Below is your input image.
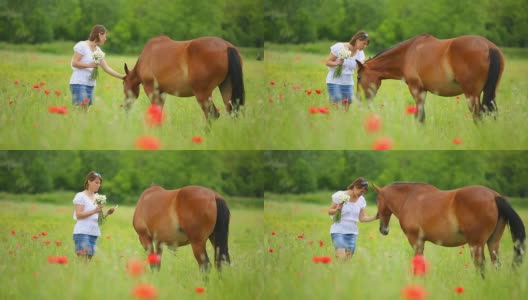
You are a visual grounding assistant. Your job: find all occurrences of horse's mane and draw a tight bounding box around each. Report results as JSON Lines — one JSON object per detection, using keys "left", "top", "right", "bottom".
{"left": 366, "top": 33, "right": 432, "bottom": 62}
{"left": 389, "top": 181, "right": 432, "bottom": 186}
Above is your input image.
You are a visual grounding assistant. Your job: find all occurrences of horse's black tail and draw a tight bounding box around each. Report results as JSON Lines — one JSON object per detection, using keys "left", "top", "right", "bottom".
{"left": 212, "top": 194, "right": 230, "bottom": 269}
{"left": 227, "top": 47, "right": 245, "bottom": 112}
{"left": 495, "top": 196, "right": 526, "bottom": 267}
{"left": 482, "top": 48, "right": 501, "bottom": 112}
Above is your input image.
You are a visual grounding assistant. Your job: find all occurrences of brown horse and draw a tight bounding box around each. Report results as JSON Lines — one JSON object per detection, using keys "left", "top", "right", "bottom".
{"left": 123, "top": 36, "right": 245, "bottom": 119}
{"left": 356, "top": 34, "right": 504, "bottom": 122}
{"left": 132, "top": 185, "right": 230, "bottom": 272}
{"left": 373, "top": 182, "right": 525, "bottom": 276}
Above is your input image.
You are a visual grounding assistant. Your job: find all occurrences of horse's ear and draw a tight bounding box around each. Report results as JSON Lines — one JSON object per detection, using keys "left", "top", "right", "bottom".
{"left": 124, "top": 63, "right": 129, "bottom": 75}
{"left": 356, "top": 60, "right": 364, "bottom": 69}
{"left": 372, "top": 183, "right": 381, "bottom": 193}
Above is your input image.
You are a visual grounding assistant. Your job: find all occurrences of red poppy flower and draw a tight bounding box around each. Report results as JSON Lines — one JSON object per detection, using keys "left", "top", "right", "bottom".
{"left": 33, "top": 84, "right": 40, "bottom": 89}
{"left": 318, "top": 106, "right": 329, "bottom": 114}
{"left": 48, "top": 106, "right": 68, "bottom": 114}
{"left": 195, "top": 287, "right": 205, "bottom": 294}
{"left": 14, "top": 80, "right": 19, "bottom": 85}
{"left": 83, "top": 248, "right": 90, "bottom": 253}
{"left": 135, "top": 136, "right": 161, "bottom": 150}
{"left": 268, "top": 247, "right": 274, "bottom": 253}
{"left": 9, "top": 99, "right": 14, "bottom": 105}
{"left": 32, "top": 235, "right": 39, "bottom": 239}
{"left": 268, "top": 98, "right": 274, "bottom": 103}
{"left": 319, "top": 240, "right": 324, "bottom": 247}
{"left": 371, "top": 137, "right": 393, "bottom": 150}
{"left": 132, "top": 283, "right": 158, "bottom": 299}
{"left": 278, "top": 94, "right": 284, "bottom": 99}
{"left": 44, "top": 89, "right": 51, "bottom": 96}
{"left": 41, "top": 231, "right": 47, "bottom": 236}
{"left": 305, "top": 89, "right": 312, "bottom": 95}
{"left": 55, "top": 240, "right": 62, "bottom": 246}
{"left": 343, "top": 98, "right": 349, "bottom": 103}
{"left": 11, "top": 230, "right": 15, "bottom": 235}
{"left": 271, "top": 231, "right": 276, "bottom": 235}
{"left": 54, "top": 90, "right": 61, "bottom": 96}
{"left": 315, "top": 89, "right": 322, "bottom": 94}
{"left": 312, "top": 256, "right": 331, "bottom": 264}
{"left": 269, "top": 81, "right": 275, "bottom": 86}
{"left": 9, "top": 249, "right": 14, "bottom": 255}
{"left": 454, "top": 286, "right": 464, "bottom": 294}
{"left": 127, "top": 259, "right": 145, "bottom": 277}
{"left": 364, "top": 114, "right": 382, "bottom": 133}
{"left": 44, "top": 240, "right": 51, "bottom": 246}
{"left": 147, "top": 253, "right": 161, "bottom": 265}
{"left": 411, "top": 255, "right": 428, "bottom": 276}
{"left": 452, "top": 138, "right": 462, "bottom": 145}
{"left": 145, "top": 104, "right": 164, "bottom": 126}
{"left": 405, "top": 105, "right": 418, "bottom": 114}
{"left": 401, "top": 285, "right": 427, "bottom": 300}
{"left": 191, "top": 136, "right": 203, "bottom": 144}
{"left": 297, "top": 234, "right": 304, "bottom": 239}
{"left": 76, "top": 250, "right": 82, "bottom": 255}
{"left": 39, "top": 82, "right": 46, "bottom": 87}
{"left": 309, "top": 107, "right": 318, "bottom": 114}
{"left": 48, "top": 256, "right": 68, "bottom": 264}
{"left": 81, "top": 98, "right": 90, "bottom": 105}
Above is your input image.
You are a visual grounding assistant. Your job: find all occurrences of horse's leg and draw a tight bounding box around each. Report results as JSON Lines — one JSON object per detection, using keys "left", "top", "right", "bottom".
{"left": 487, "top": 219, "right": 507, "bottom": 268}
{"left": 191, "top": 240, "right": 211, "bottom": 272}
{"left": 464, "top": 94, "right": 482, "bottom": 122}
{"left": 195, "top": 92, "right": 219, "bottom": 120}
{"left": 143, "top": 79, "right": 164, "bottom": 107}
{"left": 406, "top": 82, "right": 427, "bottom": 122}
{"left": 404, "top": 228, "right": 425, "bottom": 254}
{"left": 469, "top": 242, "right": 486, "bottom": 278}
{"left": 219, "top": 80, "right": 233, "bottom": 114}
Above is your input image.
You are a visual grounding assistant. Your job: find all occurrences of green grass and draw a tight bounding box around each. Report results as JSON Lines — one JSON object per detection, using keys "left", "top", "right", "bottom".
{"left": 2, "top": 44, "right": 527, "bottom": 149}
{"left": 264, "top": 200, "right": 528, "bottom": 300}
{"left": 1, "top": 199, "right": 264, "bottom": 300}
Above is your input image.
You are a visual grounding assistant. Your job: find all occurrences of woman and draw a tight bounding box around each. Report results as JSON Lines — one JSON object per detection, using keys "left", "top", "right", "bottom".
{"left": 328, "top": 177, "right": 377, "bottom": 260}
{"left": 69, "top": 25, "right": 125, "bottom": 108}
{"left": 73, "top": 171, "right": 115, "bottom": 260}
{"left": 325, "top": 31, "right": 369, "bottom": 110}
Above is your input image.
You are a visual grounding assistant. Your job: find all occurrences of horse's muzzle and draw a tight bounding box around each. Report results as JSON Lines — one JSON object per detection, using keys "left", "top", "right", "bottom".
{"left": 379, "top": 225, "right": 389, "bottom": 235}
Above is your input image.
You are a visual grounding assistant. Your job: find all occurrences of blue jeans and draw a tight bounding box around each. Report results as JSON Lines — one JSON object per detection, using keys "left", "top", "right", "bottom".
{"left": 70, "top": 84, "right": 94, "bottom": 105}
{"left": 327, "top": 83, "right": 353, "bottom": 103}
{"left": 331, "top": 233, "right": 358, "bottom": 253}
{"left": 73, "top": 234, "right": 98, "bottom": 255}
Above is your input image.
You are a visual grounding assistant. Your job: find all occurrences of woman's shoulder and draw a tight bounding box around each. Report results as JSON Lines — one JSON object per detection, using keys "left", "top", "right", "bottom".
{"left": 73, "top": 41, "right": 89, "bottom": 52}
{"left": 330, "top": 42, "right": 345, "bottom": 51}
{"left": 73, "top": 191, "right": 88, "bottom": 202}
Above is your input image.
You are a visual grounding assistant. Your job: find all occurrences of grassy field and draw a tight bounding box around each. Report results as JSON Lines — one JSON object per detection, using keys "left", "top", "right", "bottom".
{"left": 0, "top": 199, "right": 264, "bottom": 300}
{"left": 1, "top": 44, "right": 527, "bottom": 149}
{"left": 264, "top": 199, "right": 528, "bottom": 300}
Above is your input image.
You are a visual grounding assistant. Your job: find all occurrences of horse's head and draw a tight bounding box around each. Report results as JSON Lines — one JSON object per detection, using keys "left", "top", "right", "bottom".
{"left": 123, "top": 63, "right": 140, "bottom": 106}
{"left": 356, "top": 60, "right": 382, "bottom": 102}
{"left": 373, "top": 183, "right": 391, "bottom": 235}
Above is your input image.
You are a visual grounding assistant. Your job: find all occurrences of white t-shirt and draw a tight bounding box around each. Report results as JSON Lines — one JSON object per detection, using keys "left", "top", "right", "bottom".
{"left": 69, "top": 41, "right": 101, "bottom": 86}
{"left": 326, "top": 42, "right": 366, "bottom": 85}
{"left": 72, "top": 191, "right": 101, "bottom": 236}
{"left": 329, "top": 191, "right": 367, "bottom": 234}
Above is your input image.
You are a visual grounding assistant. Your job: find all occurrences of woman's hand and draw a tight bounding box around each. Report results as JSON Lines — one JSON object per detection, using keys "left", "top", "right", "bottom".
{"left": 107, "top": 207, "right": 115, "bottom": 215}
{"left": 94, "top": 205, "right": 103, "bottom": 213}
{"left": 336, "top": 203, "right": 343, "bottom": 210}
{"left": 335, "top": 58, "right": 344, "bottom": 66}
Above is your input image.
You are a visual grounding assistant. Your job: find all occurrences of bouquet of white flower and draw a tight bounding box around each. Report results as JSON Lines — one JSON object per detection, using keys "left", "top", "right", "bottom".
{"left": 94, "top": 193, "right": 107, "bottom": 225}
{"left": 89, "top": 49, "right": 105, "bottom": 81}
{"left": 333, "top": 191, "right": 350, "bottom": 223}
{"left": 332, "top": 48, "right": 352, "bottom": 79}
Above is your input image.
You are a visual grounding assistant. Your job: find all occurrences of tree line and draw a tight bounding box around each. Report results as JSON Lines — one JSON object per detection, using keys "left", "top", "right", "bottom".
{"left": 0, "top": 151, "right": 265, "bottom": 203}
{"left": 2, "top": 151, "right": 526, "bottom": 204}
{"left": 0, "top": 0, "right": 264, "bottom": 53}
{"left": 265, "top": 0, "right": 528, "bottom": 50}
{"left": 263, "top": 151, "right": 528, "bottom": 197}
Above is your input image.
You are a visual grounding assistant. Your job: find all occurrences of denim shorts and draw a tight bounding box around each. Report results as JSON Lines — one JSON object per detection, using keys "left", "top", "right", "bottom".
{"left": 331, "top": 233, "right": 357, "bottom": 253}
{"left": 70, "top": 84, "right": 95, "bottom": 105}
{"left": 73, "top": 234, "right": 98, "bottom": 255}
{"left": 327, "top": 83, "right": 353, "bottom": 103}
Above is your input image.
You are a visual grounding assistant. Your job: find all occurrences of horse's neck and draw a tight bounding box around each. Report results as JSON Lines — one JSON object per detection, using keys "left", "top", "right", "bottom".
{"left": 369, "top": 52, "right": 405, "bottom": 80}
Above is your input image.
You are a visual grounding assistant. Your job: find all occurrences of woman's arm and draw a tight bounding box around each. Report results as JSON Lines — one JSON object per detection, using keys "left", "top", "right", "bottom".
{"left": 99, "top": 59, "right": 125, "bottom": 79}
{"left": 74, "top": 204, "right": 100, "bottom": 219}
{"left": 358, "top": 208, "right": 378, "bottom": 222}
{"left": 325, "top": 53, "right": 342, "bottom": 67}
{"left": 71, "top": 52, "right": 97, "bottom": 69}
{"left": 328, "top": 202, "right": 343, "bottom": 216}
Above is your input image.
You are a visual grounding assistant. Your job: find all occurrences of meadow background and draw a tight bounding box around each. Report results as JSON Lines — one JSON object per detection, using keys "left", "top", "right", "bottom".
{"left": 0, "top": 198, "right": 264, "bottom": 300}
